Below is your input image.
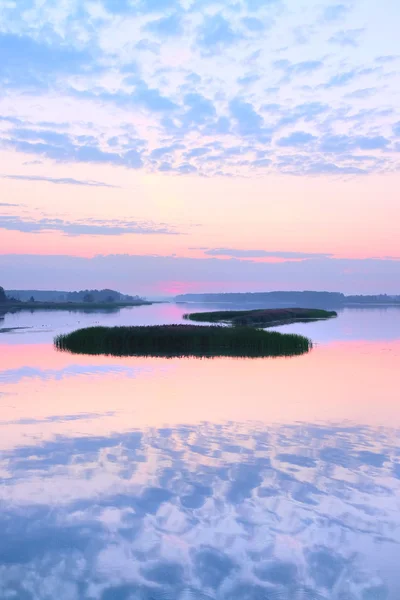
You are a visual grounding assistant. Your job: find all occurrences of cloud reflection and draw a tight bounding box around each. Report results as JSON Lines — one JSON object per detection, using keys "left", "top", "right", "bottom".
{"left": 0, "top": 364, "right": 146, "bottom": 385}
{"left": 0, "top": 422, "right": 398, "bottom": 598}
{"left": 3, "top": 412, "right": 116, "bottom": 426}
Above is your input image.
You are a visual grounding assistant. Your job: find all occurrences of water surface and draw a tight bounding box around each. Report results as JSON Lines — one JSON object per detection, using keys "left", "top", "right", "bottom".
{"left": 1, "top": 304, "right": 400, "bottom": 599}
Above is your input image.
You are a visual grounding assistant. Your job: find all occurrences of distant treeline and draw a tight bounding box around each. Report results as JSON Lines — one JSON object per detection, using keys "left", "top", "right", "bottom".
{"left": 1, "top": 288, "right": 144, "bottom": 304}
{"left": 176, "top": 291, "right": 400, "bottom": 307}
{"left": 345, "top": 294, "right": 400, "bottom": 304}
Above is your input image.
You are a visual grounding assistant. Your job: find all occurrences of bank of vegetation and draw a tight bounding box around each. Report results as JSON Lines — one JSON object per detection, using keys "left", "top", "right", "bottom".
{"left": 2, "top": 300, "right": 151, "bottom": 311}
{"left": 184, "top": 308, "right": 337, "bottom": 327}
{"left": 54, "top": 324, "right": 312, "bottom": 358}
{"left": 0, "top": 286, "right": 151, "bottom": 312}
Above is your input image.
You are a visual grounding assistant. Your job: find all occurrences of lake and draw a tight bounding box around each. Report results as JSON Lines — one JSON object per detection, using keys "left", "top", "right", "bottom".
{"left": 1, "top": 304, "right": 400, "bottom": 599}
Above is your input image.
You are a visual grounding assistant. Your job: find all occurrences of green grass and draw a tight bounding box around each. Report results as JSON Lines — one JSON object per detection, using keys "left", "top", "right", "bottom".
{"left": 184, "top": 307, "right": 337, "bottom": 327}
{"left": 54, "top": 324, "right": 312, "bottom": 358}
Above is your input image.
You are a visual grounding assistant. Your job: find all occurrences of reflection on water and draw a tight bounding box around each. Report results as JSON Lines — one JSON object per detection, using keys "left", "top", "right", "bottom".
{"left": 1, "top": 303, "right": 400, "bottom": 344}
{"left": 0, "top": 364, "right": 146, "bottom": 385}
{"left": 1, "top": 305, "right": 400, "bottom": 598}
{"left": 1, "top": 421, "right": 399, "bottom": 599}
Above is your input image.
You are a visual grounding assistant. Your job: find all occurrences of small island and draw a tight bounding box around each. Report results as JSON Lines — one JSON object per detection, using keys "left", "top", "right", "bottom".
{"left": 54, "top": 308, "right": 338, "bottom": 358}
{"left": 184, "top": 307, "right": 337, "bottom": 327}
{"left": 54, "top": 324, "right": 312, "bottom": 358}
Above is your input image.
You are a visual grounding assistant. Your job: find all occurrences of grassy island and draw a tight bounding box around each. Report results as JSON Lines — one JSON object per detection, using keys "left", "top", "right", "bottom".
{"left": 184, "top": 307, "right": 337, "bottom": 327}
{"left": 54, "top": 324, "right": 312, "bottom": 358}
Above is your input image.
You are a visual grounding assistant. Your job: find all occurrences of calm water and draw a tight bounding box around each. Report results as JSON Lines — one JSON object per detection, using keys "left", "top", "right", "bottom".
{"left": 1, "top": 304, "right": 400, "bottom": 599}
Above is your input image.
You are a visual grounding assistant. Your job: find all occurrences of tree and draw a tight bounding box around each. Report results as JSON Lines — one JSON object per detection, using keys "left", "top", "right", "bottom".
{"left": 0, "top": 286, "right": 7, "bottom": 303}
{"left": 30, "top": 296, "right": 35, "bottom": 303}
{"left": 83, "top": 293, "right": 94, "bottom": 303}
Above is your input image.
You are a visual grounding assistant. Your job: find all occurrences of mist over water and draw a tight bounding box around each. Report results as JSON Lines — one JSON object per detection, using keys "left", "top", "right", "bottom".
{"left": 1, "top": 304, "right": 400, "bottom": 599}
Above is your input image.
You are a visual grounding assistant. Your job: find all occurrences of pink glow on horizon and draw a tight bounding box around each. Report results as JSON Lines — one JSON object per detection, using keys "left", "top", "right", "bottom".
{"left": 1, "top": 172, "right": 400, "bottom": 266}
{"left": 1, "top": 227, "right": 400, "bottom": 263}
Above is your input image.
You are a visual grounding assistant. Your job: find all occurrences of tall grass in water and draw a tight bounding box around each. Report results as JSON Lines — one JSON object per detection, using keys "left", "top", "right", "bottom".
{"left": 54, "top": 325, "right": 312, "bottom": 358}
{"left": 184, "top": 307, "right": 337, "bottom": 327}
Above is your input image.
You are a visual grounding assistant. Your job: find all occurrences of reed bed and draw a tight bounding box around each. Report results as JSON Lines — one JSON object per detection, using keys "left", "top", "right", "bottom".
{"left": 54, "top": 324, "right": 312, "bottom": 358}
{"left": 184, "top": 307, "right": 337, "bottom": 327}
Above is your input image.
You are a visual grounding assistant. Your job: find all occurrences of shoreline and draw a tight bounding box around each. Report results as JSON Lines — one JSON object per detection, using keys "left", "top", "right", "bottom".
{"left": 0, "top": 301, "right": 153, "bottom": 312}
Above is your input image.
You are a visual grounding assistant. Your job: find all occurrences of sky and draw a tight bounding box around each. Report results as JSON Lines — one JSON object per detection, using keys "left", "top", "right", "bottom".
{"left": 0, "top": 0, "right": 399, "bottom": 295}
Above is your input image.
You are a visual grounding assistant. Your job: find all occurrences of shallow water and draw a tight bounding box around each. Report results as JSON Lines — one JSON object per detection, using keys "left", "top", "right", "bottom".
{"left": 1, "top": 304, "right": 400, "bottom": 599}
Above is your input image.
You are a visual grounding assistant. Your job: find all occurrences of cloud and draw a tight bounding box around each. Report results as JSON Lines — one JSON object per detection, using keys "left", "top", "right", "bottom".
{"left": 287, "top": 104, "right": 328, "bottom": 126}
{"left": 3, "top": 136, "right": 117, "bottom": 166}
{"left": 9, "top": 128, "right": 72, "bottom": 146}
{"left": 130, "top": 81, "right": 178, "bottom": 112}
{"left": 321, "top": 4, "right": 349, "bottom": 22}
{"left": 178, "top": 163, "right": 197, "bottom": 174}
{"left": 0, "top": 33, "right": 93, "bottom": 89}
{"left": 292, "top": 25, "right": 316, "bottom": 45}
{"left": 183, "top": 93, "right": 216, "bottom": 125}
{"left": 393, "top": 122, "right": 400, "bottom": 137}
{"left": 150, "top": 143, "right": 185, "bottom": 160}
{"left": 261, "top": 103, "right": 281, "bottom": 113}
{"left": 1, "top": 128, "right": 145, "bottom": 170}
{"left": 0, "top": 216, "right": 179, "bottom": 236}
{"left": 324, "top": 70, "right": 358, "bottom": 87}
{"left": 245, "top": 0, "right": 281, "bottom": 10}
{"left": 0, "top": 365, "right": 138, "bottom": 385}
{"left": 0, "top": 115, "right": 24, "bottom": 125}
{"left": 237, "top": 73, "right": 260, "bottom": 86}
{"left": 139, "top": 0, "right": 180, "bottom": 12}
{"left": 71, "top": 83, "right": 177, "bottom": 114}
{"left": 197, "top": 14, "right": 241, "bottom": 51}
{"left": 251, "top": 157, "right": 271, "bottom": 168}
{"left": 102, "top": 0, "right": 180, "bottom": 13}
{"left": 301, "top": 161, "right": 366, "bottom": 176}
{"left": 145, "top": 13, "right": 183, "bottom": 37}
{"left": 375, "top": 55, "right": 398, "bottom": 64}
{"left": 275, "top": 153, "right": 369, "bottom": 176}
{"left": 1, "top": 175, "right": 119, "bottom": 188}
{"left": 319, "top": 134, "right": 389, "bottom": 153}
{"left": 355, "top": 136, "right": 389, "bottom": 150}
{"left": 124, "top": 149, "right": 144, "bottom": 168}
{"left": 202, "top": 116, "right": 231, "bottom": 136}
{"left": 329, "top": 29, "right": 364, "bottom": 48}
{"left": 277, "top": 131, "right": 316, "bottom": 147}
{"left": 229, "top": 98, "right": 265, "bottom": 136}
{"left": 0, "top": 202, "right": 21, "bottom": 207}
{"left": 135, "top": 39, "right": 160, "bottom": 53}
{"left": 102, "top": 0, "right": 134, "bottom": 14}
{"left": 184, "top": 147, "right": 210, "bottom": 159}
{"left": 158, "top": 161, "right": 173, "bottom": 171}
{"left": 203, "top": 248, "right": 333, "bottom": 259}
{"left": 241, "top": 17, "right": 265, "bottom": 32}
{"left": 274, "top": 59, "right": 323, "bottom": 80}
{"left": 2, "top": 113, "right": 390, "bottom": 177}
{"left": 345, "top": 88, "right": 377, "bottom": 99}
